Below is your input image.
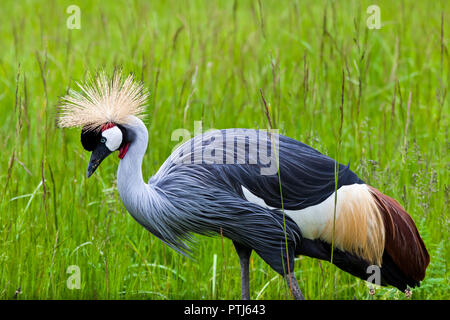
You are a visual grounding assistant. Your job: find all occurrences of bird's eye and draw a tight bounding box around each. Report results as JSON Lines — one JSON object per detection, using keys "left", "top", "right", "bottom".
{"left": 100, "top": 138, "right": 106, "bottom": 143}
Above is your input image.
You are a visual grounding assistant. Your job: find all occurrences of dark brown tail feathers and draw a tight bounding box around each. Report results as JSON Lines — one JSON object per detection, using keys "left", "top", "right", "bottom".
{"left": 368, "top": 186, "right": 430, "bottom": 284}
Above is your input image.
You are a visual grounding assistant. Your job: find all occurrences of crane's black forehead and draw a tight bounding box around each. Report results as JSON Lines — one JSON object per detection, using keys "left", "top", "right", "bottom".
{"left": 81, "top": 126, "right": 101, "bottom": 151}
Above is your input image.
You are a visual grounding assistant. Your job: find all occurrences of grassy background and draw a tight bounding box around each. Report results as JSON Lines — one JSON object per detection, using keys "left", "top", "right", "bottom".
{"left": 0, "top": 0, "right": 448, "bottom": 300}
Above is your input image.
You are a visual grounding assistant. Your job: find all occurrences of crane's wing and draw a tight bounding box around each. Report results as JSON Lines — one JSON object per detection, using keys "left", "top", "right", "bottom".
{"left": 212, "top": 130, "right": 364, "bottom": 210}
{"left": 156, "top": 128, "right": 363, "bottom": 210}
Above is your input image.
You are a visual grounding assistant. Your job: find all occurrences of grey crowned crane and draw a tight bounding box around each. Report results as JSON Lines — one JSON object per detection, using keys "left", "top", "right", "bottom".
{"left": 58, "top": 71, "right": 429, "bottom": 300}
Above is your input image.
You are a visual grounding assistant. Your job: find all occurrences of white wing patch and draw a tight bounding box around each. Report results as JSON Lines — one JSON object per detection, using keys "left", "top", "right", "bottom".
{"left": 241, "top": 185, "right": 329, "bottom": 239}
{"left": 102, "top": 126, "right": 123, "bottom": 151}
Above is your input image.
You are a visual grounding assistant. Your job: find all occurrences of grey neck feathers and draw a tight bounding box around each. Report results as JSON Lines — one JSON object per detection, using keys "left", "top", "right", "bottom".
{"left": 116, "top": 117, "right": 187, "bottom": 252}
{"left": 117, "top": 116, "right": 151, "bottom": 224}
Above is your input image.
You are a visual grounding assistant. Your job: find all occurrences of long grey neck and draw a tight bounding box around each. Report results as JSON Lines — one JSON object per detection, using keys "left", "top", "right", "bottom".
{"left": 117, "top": 117, "right": 150, "bottom": 222}
{"left": 116, "top": 116, "right": 181, "bottom": 247}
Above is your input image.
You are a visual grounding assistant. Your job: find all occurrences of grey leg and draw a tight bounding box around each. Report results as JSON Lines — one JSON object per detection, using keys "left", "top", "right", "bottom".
{"left": 233, "top": 241, "right": 252, "bottom": 300}
{"left": 284, "top": 272, "right": 305, "bottom": 300}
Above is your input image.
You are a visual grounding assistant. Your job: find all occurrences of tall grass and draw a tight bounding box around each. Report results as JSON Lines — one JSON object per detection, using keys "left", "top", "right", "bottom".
{"left": 0, "top": 0, "right": 448, "bottom": 299}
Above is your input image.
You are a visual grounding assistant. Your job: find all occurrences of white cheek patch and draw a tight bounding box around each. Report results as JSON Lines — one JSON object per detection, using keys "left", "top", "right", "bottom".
{"left": 102, "top": 126, "right": 123, "bottom": 151}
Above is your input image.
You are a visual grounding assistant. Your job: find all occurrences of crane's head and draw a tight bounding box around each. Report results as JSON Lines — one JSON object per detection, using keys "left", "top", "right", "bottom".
{"left": 57, "top": 69, "right": 149, "bottom": 178}
{"left": 82, "top": 123, "right": 131, "bottom": 178}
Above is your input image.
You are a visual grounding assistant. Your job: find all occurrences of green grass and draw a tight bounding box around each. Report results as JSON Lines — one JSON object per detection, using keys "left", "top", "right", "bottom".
{"left": 0, "top": 0, "right": 448, "bottom": 300}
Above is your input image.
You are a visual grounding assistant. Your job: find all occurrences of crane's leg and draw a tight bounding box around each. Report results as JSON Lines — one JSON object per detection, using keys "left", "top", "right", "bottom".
{"left": 233, "top": 241, "right": 252, "bottom": 300}
{"left": 284, "top": 272, "right": 305, "bottom": 300}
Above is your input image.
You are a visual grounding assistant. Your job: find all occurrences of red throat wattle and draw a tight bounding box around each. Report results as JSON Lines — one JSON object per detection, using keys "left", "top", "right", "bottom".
{"left": 118, "top": 143, "right": 130, "bottom": 159}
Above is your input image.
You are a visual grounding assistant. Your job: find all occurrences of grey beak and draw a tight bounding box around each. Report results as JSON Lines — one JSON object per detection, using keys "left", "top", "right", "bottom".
{"left": 86, "top": 144, "right": 112, "bottom": 178}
